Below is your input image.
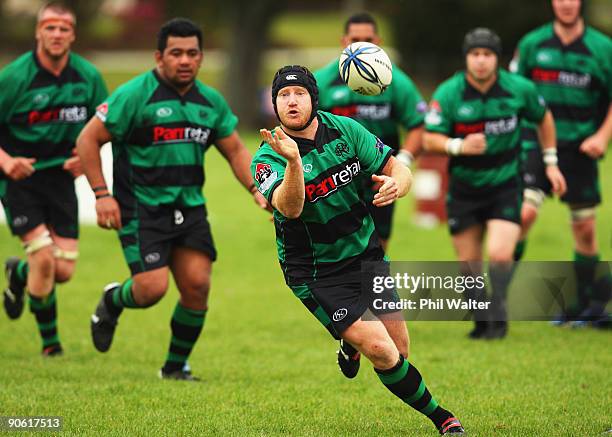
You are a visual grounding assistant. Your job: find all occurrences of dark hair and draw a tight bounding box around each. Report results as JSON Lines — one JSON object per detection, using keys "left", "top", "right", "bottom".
{"left": 344, "top": 12, "right": 378, "bottom": 34}
{"left": 38, "top": 1, "right": 76, "bottom": 24}
{"left": 157, "top": 18, "right": 202, "bottom": 52}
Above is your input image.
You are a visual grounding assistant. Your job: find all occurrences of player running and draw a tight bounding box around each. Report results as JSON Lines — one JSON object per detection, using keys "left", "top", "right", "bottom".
{"left": 0, "top": 2, "right": 108, "bottom": 356}
{"left": 252, "top": 65, "right": 464, "bottom": 435}
{"left": 423, "top": 28, "right": 566, "bottom": 339}
{"left": 314, "top": 12, "right": 427, "bottom": 251}
{"left": 76, "top": 18, "right": 267, "bottom": 380}
{"left": 510, "top": 0, "right": 612, "bottom": 325}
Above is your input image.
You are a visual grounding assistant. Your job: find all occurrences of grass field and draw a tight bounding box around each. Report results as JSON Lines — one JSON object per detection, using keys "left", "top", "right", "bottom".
{"left": 1, "top": 129, "right": 611, "bottom": 436}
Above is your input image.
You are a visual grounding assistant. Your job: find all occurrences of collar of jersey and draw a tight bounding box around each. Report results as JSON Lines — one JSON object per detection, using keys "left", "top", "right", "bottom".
{"left": 462, "top": 72, "right": 512, "bottom": 101}
{"left": 151, "top": 69, "right": 210, "bottom": 106}
{"left": 285, "top": 114, "right": 342, "bottom": 156}
{"left": 32, "top": 50, "right": 76, "bottom": 84}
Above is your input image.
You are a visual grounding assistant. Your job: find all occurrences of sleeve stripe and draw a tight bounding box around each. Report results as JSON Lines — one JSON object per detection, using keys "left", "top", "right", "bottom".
{"left": 375, "top": 148, "right": 394, "bottom": 175}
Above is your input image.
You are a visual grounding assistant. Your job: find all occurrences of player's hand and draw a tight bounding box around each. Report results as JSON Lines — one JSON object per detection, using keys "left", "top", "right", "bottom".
{"left": 545, "top": 165, "right": 567, "bottom": 196}
{"left": 260, "top": 127, "right": 300, "bottom": 162}
{"left": 63, "top": 154, "right": 83, "bottom": 178}
{"left": 579, "top": 134, "right": 607, "bottom": 159}
{"left": 1, "top": 157, "right": 36, "bottom": 180}
{"left": 253, "top": 190, "right": 273, "bottom": 212}
{"left": 372, "top": 174, "right": 399, "bottom": 207}
{"left": 96, "top": 196, "right": 122, "bottom": 230}
{"left": 461, "top": 133, "right": 487, "bottom": 155}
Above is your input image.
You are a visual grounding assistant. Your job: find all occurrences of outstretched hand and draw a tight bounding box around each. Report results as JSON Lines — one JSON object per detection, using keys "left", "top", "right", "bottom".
{"left": 259, "top": 127, "right": 300, "bottom": 162}
{"left": 372, "top": 174, "right": 399, "bottom": 207}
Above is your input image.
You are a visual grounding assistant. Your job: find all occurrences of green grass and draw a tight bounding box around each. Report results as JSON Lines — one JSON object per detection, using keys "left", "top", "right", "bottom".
{"left": 0, "top": 134, "right": 611, "bottom": 436}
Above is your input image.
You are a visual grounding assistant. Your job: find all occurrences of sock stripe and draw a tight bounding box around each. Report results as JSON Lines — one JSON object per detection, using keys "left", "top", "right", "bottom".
{"left": 166, "top": 352, "right": 187, "bottom": 364}
{"left": 172, "top": 307, "right": 206, "bottom": 327}
{"left": 120, "top": 279, "right": 136, "bottom": 307}
{"left": 403, "top": 379, "right": 426, "bottom": 404}
{"left": 421, "top": 398, "right": 439, "bottom": 416}
{"left": 29, "top": 290, "right": 60, "bottom": 349}
{"left": 171, "top": 337, "right": 196, "bottom": 349}
{"left": 163, "top": 304, "right": 206, "bottom": 373}
{"left": 377, "top": 357, "right": 409, "bottom": 385}
{"left": 169, "top": 343, "right": 191, "bottom": 356}
{"left": 38, "top": 320, "right": 58, "bottom": 331}
{"left": 16, "top": 260, "right": 29, "bottom": 283}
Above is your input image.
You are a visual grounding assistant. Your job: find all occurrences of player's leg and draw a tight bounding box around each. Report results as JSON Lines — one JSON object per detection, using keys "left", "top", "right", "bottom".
{"left": 515, "top": 145, "right": 551, "bottom": 261}
{"left": 569, "top": 205, "right": 610, "bottom": 324}
{"left": 342, "top": 319, "right": 464, "bottom": 435}
{"left": 160, "top": 246, "right": 212, "bottom": 380}
{"left": 380, "top": 312, "right": 410, "bottom": 358}
{"left": 18, "top": 225, "right": 63, "bottom": 356}
{"left": 49, "top": 233, "right": 78, "bottom": 284}
{"left": 451, "top": 224, "right": 488, "bottom": 339}
{"left": 91, "top": 267, "right": 170, "bottom": 353}
{"left": 516, "top": 188, "right": 545, "bottom": 260}
{"left": 485, "top": 219, "right": 521, "bottom": 339}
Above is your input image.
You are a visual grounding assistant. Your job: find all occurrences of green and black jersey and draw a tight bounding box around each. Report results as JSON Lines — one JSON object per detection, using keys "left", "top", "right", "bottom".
{"left": 315, "top": 59, "right": 426, "bottom": 151}
{"left": 511, "top": 23, "right": 612, "bottom": 150}
{"left": 425, "top": 69, "right": 547, "bottom": 195}
{"left": 251, "top": 111, "right": 393, "bottom": 286}
{"left": 0, "top": 51, "right": 108, "bottom": 170}
{"left": 96, "top": 69, "right": 238, "bottom": 214}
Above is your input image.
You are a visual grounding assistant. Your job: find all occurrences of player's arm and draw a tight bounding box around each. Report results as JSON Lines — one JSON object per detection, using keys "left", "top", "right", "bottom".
{"left": 397, "top": 126, "right": 424, "bottom": 166}
{"left": 423, "top": 132, "right": 486, "bottom": 155}
{"left": 372, "top": 156, "right": 412, "bottom": 207}
{"left": 215, "top": 131, "right": 269, "bottom": 210}
{"left": 259, "top": 127, "right": 304, "bottom": 219}
{"left": 579, "top": 103, "right": 612, "bottom": 159}
{"left": 535, "top": 109, "right": 566, "bottom": 195}
{"left": 75, "top": 117, "right": 121, "bottom": 230}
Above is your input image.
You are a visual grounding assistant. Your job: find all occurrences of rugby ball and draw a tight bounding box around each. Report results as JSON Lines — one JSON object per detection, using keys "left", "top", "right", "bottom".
{"left": 339, "top": 42, "right": 393, "bottom": 96}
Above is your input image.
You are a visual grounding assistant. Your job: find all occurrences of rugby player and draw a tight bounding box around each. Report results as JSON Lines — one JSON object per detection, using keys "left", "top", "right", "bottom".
{"left": 252, "top": 65, "right": 464, "bottom": 435}
{"left": 423, "top": 28, "right": 566, "bottom": 339}
{"left": 0, "top": 2, "right": 108, "bottom": 356}
{"left": 76, "top": 18, "right": 266, "bottom": 380}
{"left": 510, "top": 0, "right": 612, "bottom": 325}
{"left": 314, "top": 13, "right": 427, "bottom": 251}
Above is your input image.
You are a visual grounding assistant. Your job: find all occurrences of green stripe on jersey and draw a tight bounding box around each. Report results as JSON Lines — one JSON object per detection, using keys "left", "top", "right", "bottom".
{"left": 0, "top": 51, "right": 108, "bottom": 163}
{"left": 514, "top": 23, "right": 612, "bottom": 148}
{"left": 252, "top": 111, "right": 392, "bottom": 285}
{"left": 425, "top": 69, "right": 546, "bottom": 190}
{"left": 100, "top": 69, "right": 238, "bottom": 208}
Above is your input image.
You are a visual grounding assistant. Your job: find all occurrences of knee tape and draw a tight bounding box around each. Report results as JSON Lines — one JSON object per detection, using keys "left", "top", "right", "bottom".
{"left": 523, "top": 188, "right": 545, "bottom": 209}
{"left": 53, "top": 247, "right": 79, "bottom": 260}
{"left": 23, "top": 231, "right": 53, "bottom": 255}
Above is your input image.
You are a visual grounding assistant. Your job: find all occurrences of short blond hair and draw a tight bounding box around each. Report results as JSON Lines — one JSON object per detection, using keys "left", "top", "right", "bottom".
{"left": 37, "top": 1, "right": 76, "bottom": 25}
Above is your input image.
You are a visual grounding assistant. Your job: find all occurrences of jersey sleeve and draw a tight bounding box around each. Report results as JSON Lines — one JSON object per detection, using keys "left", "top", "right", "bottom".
{"left": 0, "top": 65, "right": 20, "bottom": 125}
{"left": 345, "top": 117, "right": 393, "bottom": 176}
{"left": 95, "top": 85, "right": 139, "bottom": 143}
{"left": 424, "top": 85, "right": 453, "bottom": 136}
{"left": 251, "top": 146, "right": 287, "bottom": 203}
{"left": 520, "top": 78, "right": 547, "bottom": 123}
{"left": 213, "top": 92, "right": 238, "bottom": 139}
{"left": 392, "top": 70, "right": 427, "bottom": 130}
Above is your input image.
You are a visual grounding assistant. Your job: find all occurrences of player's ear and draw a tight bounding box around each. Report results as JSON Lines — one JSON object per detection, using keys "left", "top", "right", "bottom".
{"left": 341, "top": 35, "right": 349, "bottom": 48}
{"left": 154, "top": 50, "right": 163, "bottom": 65}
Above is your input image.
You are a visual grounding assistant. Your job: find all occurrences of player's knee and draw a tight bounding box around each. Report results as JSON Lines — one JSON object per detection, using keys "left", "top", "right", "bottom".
{"left": 29, "top": 246, "right": 56, "bottom": 279}
{"left": 54, "top": 261, "right": 76, "bottom": 284}
{"left": 133, "top": 275, "right": 169, "bottom": 306}
{"left": 488, "top": 252, "right": 513, "bottom": 263}
{"left": 521, "top": 205, "right": 538, "bottom": 229}
{"left": 362, "top": 338, "right": 397, "bottom": 369}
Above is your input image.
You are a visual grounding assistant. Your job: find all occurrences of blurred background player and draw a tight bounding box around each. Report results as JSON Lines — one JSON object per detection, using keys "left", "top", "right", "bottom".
{"left": 252, "top": 65, "right": 464, "bottom": 435}
{"left": 424, "top": 28, "right": 566, "bottom": 339}
{"left": 0, "top": 1, "right": 108, "bottom": 356}
{"left": 510, "top": 0, "right": 612, "bottom": 325}
{"left": 314, "top": 12, "right": 427, "bottom": 252}
{"left": 77, "top": 18, "right": 266, "bottom": 380}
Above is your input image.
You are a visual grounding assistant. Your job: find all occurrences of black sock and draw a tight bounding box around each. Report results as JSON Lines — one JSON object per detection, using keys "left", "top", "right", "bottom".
{"left": 573, "top": 252, "right": 598, "bottom": 316}
{"left": 29, "top": 289, "right": 60, "bottom": 350}
{"left": 489, "top": 262, "right": 514, "bottom": 322}
{"left": 375, "top": 355, "right": 454, "bottom": 429}
{"left": 162, "top": 303, "right": 206, "bottom": 373}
